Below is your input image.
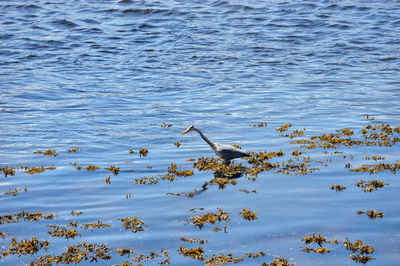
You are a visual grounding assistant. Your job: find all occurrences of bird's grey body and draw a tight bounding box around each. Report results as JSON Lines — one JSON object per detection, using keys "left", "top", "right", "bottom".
{"left": 180, "top": 126, "right": 250, "bottom": 164}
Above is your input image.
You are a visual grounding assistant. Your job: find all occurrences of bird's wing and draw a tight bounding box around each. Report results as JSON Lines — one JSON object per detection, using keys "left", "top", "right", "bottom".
{"left": 215, "top": 143, "right": 250, "bottom": 159}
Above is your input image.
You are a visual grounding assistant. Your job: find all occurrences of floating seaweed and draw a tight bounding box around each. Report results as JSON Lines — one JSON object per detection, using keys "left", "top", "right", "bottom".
{"left": 70, "top": 162, "right": 82, "bottom": 170}
{"left": 1, "top": 166, "right": 15, "bottom": 177}
{"left": 166, "top": 189, "right": 198, "bottom": 197}
{"left": 302, "top": 246, "right": 330, "bottom": 254}
{"left": 139, "top": 148, "right": 149, "bottom": 157}
{"left": 357, "top": 210, "right": 384, "bottom": 219}
{"left": 262, "top": 257, "right": 295, "bottom": 266}
{"left": 68, "top": 147, "right": 82, "bottom": 152}
{"left": 353, "top": 180, "right": 389, "bottom": 192}
{"left": 34, "top": 149, "right": 59, "bottom": 157}
{"left": 350, "top": 254, "right": 375, "bottom": 264}
{"left": 246, "top": 251, "right": 266, "bottom": 258}
{"left": 239, "top": 189, "right": 257, "bottom": 194}
{"left": 47, "top": 224, "right": 81, "bottom": 239}
{"left": 81, "top": 220, "right": 111, "bottom": 231}
{"left": 0, "top": 211, "right": 56, "bottom": 225}
{"left": 179, "top": 245, "right": 205, "bottom": 260}
{"left": 133, "top": 176, "right": 159, "bottom": 185}
{"left": 174, "top": 141, "right": 181, "bottom": 148}
{"left": 114, "top": 248, "right": 135, "bottom": 257}
{"left": 350, "top": 162, "right": 400, "bottom": 174}
{"left": 302, "top": 233, "right": 328, "bottom": 247}
{"left": 161, "top": 122, "right": 173, "bottom": 128}
{"left": 283, "top": 128, "right": 305, "bottom": 139}
{"left": 105, "top": 165, "right": 120, "bottom": 176}
{"left": 208, "top": 177, "right": 237, "bottom": 189}
{"left": 330, "top": 184, "right": 346, "bottom": 192}
{"left": 186, "top": 208, "right": 230, "bottom": 229}
{"left": 4, "top": 187, "right": 21, "bottom": 196}
{"left": 301, "top": 234, "right": 375, "bottom": 263}
{"left": 180, "top": 237, "right": 208, "bottom": 244}
{"left": 104, "top": 176, "right": 111, "bottom": 184}
{"left": 249, "top": 122, "right": 268, "bottom": 127}
{"left": 86, "top": 164, "right": 100, "bottom": 171}
{"left": 292, "top": 150, "right": 302, "bottom": 156}
{"left": 71, "top": 210, "right": 82, "bottom": 216}
{"left": 0, "top": 232, "right": 10, "bottom": 239}
{"left": 21, "top": 165, "right": 56, "bottom": 175}
{"left": 240, "top": 208, "right": 258, "bottom": 221}
{"left": 128, "top": 149, "right": 137, "bottom": 154}
{"left": 276, "top": 124, "right": 292, "bottom": 132}
{"left": 205, "top": 253, "right": 244, "bottom": 265}
{"left": 0, "top": 237, "right": 49, "bottom": 258}
{"left": 120, "top": 216, "right": 145, "bottom": 233}
{"left": 32, "top": 242, "right": 111, "bottom": 264}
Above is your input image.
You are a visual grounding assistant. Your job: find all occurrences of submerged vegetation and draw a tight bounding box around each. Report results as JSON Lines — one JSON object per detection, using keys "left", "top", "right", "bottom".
{"left": 1, "top": 117, "right": 399, "bottom": 264}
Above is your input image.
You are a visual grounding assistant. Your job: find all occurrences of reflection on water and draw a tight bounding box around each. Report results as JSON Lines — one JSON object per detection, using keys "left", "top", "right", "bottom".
{"left": 1, "top": 0, "right": 400, "bottom": 265}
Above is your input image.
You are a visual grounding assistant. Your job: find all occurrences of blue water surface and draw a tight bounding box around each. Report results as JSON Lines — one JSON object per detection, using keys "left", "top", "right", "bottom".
{"left": 1, "top": 0, "right": 400, "bottom": 265}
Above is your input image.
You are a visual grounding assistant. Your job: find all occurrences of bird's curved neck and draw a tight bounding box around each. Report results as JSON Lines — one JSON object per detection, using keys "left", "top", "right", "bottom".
{"left": 194, "top": 128, "right": 217, "bottom": 152}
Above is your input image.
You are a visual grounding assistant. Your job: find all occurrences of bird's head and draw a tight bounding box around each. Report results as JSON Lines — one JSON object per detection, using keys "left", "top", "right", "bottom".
{"left": 180, "top": 125, "right": 195, "bottom": 135}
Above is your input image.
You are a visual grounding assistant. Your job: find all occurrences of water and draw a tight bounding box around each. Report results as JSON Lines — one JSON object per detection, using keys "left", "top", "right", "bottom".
{"left": 1, "top": 0, "right": 400, "bottom": 265}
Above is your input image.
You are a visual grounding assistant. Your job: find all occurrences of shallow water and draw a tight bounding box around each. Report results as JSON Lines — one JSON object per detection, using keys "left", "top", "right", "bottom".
{"left": 1, "top": 0, "right": 400, "bottom": 265}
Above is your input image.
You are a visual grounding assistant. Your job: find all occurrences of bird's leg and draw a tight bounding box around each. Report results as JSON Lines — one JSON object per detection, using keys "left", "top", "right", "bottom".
{"left": 223, "top": 159, "right": 231, "bottom": 165}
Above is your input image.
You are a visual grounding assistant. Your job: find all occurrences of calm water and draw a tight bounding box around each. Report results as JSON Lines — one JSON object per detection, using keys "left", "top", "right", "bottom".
{"left": 1, "top": 0, "right": 400, "bottom": 265}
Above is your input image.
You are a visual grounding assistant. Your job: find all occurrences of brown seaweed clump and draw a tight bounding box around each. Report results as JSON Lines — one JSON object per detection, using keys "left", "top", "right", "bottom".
{"left": 114, "top": 248, "right": 135, "bottom": 257}
{"left": 302, "top": 246, "right": 331, "bottom": 254}
{"left": 330, "top": 184, "right": 346, "bottom": 192}
{"left": 105, "top": 165, "right": 120, "bottom": 176}
{"left": 276, "top": 124, "right": 292, "bottom": 132}
{"left": 246, "top": 251, "right": 266, "bottom": 258}
{"left": 21, "top": 165, "right": 56, "bottom": 175}
{"left": 4, "top": 187, "right": 21, "bottom": 196}
{"left": 139, "top": 148, "right": 149, "bottom": 157}
{"left": 262, "top": 257, "right": 295, "bottom": 266}
{"left": 249, "top": 122, "right": 268, "bottom": 127}
{"left": 71, "top": 210, "right": 82, "bottom": 216}
{"left": 301, "top": 234, "right": 375, "bottom": 264}
{"left": 0, "top": 211, "right": 55, "bottom": 225}
{"left": 1, "top": 166, "right": 16, "bottom": 177}
{"left": 186, "top": 208, "right": 230, "bottom": 229}
{"left": 86, "top": 164, "right": 100, "bottom": 171}
{"left": 350, "top": 162, "right": 400, "bottom": 174}
{"left": 34, "top": 149, "right": 59, "bottom": 157}
{"left": 180, "top": 237, "right": 208, "bottom": 244}
{"left": 179, "top": 245, "right": 205, "bottom": 260}
{"left": 166, "top": 189, "right": 198, "bottom": 198}
{"left": 350, "top": 254, "right": 375, "bottom": 264}
{"left": 33, "top": 242, "right": 111, "bottom": 264}
{"left": 174, "top": 141, "right": 181, "bottom": 148}
{"left": 205, "top": 253, "right": 244, "bottom": 265}
{"left": 133, "top": 176, "right": 159, "bottom": 185}
{"left": 120, "top": 216, "right": 145, "bottom": 233}
{"left": 161, "top": 122, "right": 173, "bottom": 128}
{"left": 81, "top": 220, "right": 111, "bottom": 231}
{"left": 208, "top": 177, "right": 238, "bottom": 189}
{"left": 194, "top": 157, "right": 246, "bottom": 178}
{"left": 0, "top": 232, "right": 10, "bottom": 239}
{"left": 302, "top": 233, "right": 328, "bottom": 247}
{"left": 47, "top": 224, "right": 81, "bottom": 239}
{"left": 240, "top": 208, "right": 258, "bottom": 221}
{"left": 353, "top": 180, "right": 389, "bottom": 192}
{"left": 357, "top": 210, "right": 384, "bottom": 219}
{"left": 68, "top": 147, "right": 82, "bottom": 152}
{"left": 0, "top": 237, "right": 49, "bottom": 258}
{"left": 167, "top": 163, "right": 194, "bottom": 177}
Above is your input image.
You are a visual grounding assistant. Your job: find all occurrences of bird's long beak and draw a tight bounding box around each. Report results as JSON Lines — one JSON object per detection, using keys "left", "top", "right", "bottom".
{"left": 180, "top": 129, "right": 190, "bottom": 135}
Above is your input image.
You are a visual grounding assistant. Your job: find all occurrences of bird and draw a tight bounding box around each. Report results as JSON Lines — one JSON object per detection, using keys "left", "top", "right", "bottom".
{"left": 180, "top": 126, "right": 250, "bottom": 165}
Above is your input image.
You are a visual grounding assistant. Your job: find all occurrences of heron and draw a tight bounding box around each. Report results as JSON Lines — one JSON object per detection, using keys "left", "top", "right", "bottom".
{"left": 180, "top": 126, "right": 250, "bottom": 165}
